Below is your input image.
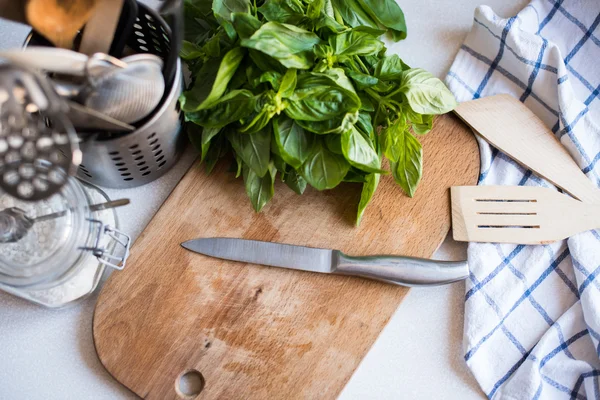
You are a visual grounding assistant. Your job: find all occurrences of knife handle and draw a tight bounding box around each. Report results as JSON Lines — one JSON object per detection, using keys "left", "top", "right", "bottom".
{"left": 334, "top": 253, "right": 469, "bottom": 287}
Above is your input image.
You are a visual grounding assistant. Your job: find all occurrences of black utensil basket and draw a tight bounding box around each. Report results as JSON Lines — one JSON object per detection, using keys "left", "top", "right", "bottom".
{"left": 25, "top": 1, "right": 186, "bottom": 189}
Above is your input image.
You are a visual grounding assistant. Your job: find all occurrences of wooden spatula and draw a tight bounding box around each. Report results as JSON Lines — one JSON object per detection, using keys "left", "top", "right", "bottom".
{"left": 26, "top": 0, "right": 98, "bottom": 49}
{"left": 452, "top": 185, "right": 600, "bottom": 244}
{"left": 454, "top": 94, "right": 600, "bottom": 204}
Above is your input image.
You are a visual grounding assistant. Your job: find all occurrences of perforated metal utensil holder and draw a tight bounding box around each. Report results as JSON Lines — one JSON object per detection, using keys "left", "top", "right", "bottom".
{"left": 24, "top": 2, "right": 186, "bottom": 188}
{"left": 76, "top": 61, "right": 184, "bottom": 188}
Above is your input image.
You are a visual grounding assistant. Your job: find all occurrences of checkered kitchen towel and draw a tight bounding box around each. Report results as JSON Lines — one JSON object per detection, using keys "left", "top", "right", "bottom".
{"left": 446, "top": 1, "right": 600, "bottom": 399}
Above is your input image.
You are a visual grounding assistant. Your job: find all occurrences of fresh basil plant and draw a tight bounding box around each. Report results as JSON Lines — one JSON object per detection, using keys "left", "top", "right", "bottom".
{"left": 181, "top": 0, "right": 457, "bottom": 225}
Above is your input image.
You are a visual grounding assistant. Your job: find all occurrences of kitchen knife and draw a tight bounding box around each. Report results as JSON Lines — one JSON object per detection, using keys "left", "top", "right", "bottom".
{"left": 181, "top": 238, "right": 469, "bottom": 287}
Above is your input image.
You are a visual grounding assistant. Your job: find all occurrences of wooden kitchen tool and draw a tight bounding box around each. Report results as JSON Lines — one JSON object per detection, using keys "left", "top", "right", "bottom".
{"left": 454, "top": 94, "right": 600, "bottom": 204}
{"left": 93, "top": 114, "right": 480, "bottom": 400}
{"left": 452, "top": 185, "right": 600, "bottom": 244}
{"left": 26, "top": 0, "right": 98, "bottom": 49}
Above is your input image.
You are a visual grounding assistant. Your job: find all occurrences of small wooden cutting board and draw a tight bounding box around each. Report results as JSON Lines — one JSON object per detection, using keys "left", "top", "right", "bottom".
{"left": 93, "top": 113, "right": 480, "bottom": 400}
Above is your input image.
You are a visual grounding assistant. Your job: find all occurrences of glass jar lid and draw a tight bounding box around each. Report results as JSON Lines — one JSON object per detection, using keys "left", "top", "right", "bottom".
{"left": 0, "top": 169, "right": 90, "bottom": 287}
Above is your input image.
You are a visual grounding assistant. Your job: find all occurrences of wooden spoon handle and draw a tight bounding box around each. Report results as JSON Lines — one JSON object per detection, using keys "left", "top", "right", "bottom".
{"left": 26, "top": 0, "right": 98, "bottom": 49}
{"left": 454, "top": 94, "right": 600, "bottom": 204}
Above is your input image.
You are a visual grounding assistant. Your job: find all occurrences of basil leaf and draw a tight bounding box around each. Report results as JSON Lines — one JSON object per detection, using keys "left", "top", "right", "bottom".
{"left": 180, "top": 47, "right": 245, "bottom": 112}
{"left": 231, "top": 12, "right": 262, "bottom": 39}
{"left": 399, "top": 68, "right": 457, "bottom": 114}
{"left": 375, "top": 54, "right": 409, "bottom": 81}
{"left": 243, "top": 163, "right": 277, "bottom": 211}
{"left": 356, "top": 172, "right": 379, "bottom": 225}
{"left": 341, "top": 127, "right": 384, "bottom": 173}
{"left": 301, "top": 139, "right": 350, "bottom": 190}
{"left": 358, "top": 92, "right": 375, "bottom": 112}
{"left": 343, "top": 168, "right": 368, "bottom": 182}
{"left": 283, "top": 170, "right": 307, "bottom": 195}
{"left": 345, "top": 69, "right": 378, "bottom": 90}
{"left": 184, "top": 0, "right": 217, "bottom": 43}
{"left": 212, "top": 0, "right": 252, "bottom": 40}
{"left": 258, "top": 0, "right": 305, "bottom": 24}
{"left": 294, "top": 111, "right": 357, "bottom": 135}
{"left": 380, "top": 115, "right": 408, "bottom": 163}
{"left": 252, "top": 71, "right": 282, "bottom": 90}
{"left": 277, "top": 68, "right": 297, "bottom": 99}
{"left": 186, "top": 89, "right": 256, "bottom": 128}
{"left": 180, "top": 40, "right": 205, "bottom": 60}
{"left": 390, "top": 131, "right": 423, "bottom": 197}
{"left": 286, "top": 72, "right": 360, "bottom": 121}
{"left": 227, "top": 126, "right": 271, "bottom": 177}
{"left": 330, "top": 29, "right": 384, "bottom": 56}
{"left": 200, "top": 127, "right": 221, "bottom": 161}
{"left": 325, "top": 134, "right": 343, "bottom": 154}
{"left": 356, "top": 0, "right": 407, "bottom": 41}
{"left": 273, "top": 116, "right": 314, "bottom": 169}
{"left": 241, "top": 22, "right": 321, "bottom": 69}
{"left": 203, "top": 132, "right": 225, "bottom": 174}
{"left": 307, "top": 0, "right": 325, "bottom": 19}
{"left": 412, "top": 114, "right": 433, "bottom": 135}
{"left": 249, "top": 49, "right": 286, "bottom": 74}
{"left": 330, "top": 0, "right": 379, "bottom": 30}
{"left": 355, "top": 111, "right": 375, "bottom": 141}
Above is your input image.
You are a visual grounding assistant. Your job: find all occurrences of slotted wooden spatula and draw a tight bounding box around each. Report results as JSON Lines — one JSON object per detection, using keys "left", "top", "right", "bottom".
{"left": 454, "top": 94, "right": 600, "bottom": 204}
{"left": 452, "top": 185, "right": 600, "bottom": 244}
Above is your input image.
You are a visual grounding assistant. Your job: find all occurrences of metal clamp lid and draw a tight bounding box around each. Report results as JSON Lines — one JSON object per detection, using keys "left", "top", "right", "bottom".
{"left": 80, "top": 218, "right": 131, "bottom": 270}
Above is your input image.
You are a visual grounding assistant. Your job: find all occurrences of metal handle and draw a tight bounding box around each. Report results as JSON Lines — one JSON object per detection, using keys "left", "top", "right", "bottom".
{"left": 334, "top": 253, "right": 469, "bottom": 287}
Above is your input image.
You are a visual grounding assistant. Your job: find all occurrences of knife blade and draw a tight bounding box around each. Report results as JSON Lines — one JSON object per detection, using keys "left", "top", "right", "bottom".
{"left": 181, "top": 238, "right": 469, "bottom": 287}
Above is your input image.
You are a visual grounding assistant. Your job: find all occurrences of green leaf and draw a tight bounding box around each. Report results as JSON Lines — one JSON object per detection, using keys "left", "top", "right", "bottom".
{"left": 227, "top": 126, "right": 271, "bottom": 177}
{"left": 283, "top": 170, "right": 307, "bottom": 194}
{"left": 330, "top": 29, "right": 384, "bottom": 56}
{"left": 231, "top": 12, "right": 262, "bottom": 39}
{"left": 185, "top": 89, "right": 256, "bottom": 128}
{"left": 243, "top": 163, "right": 277, "bottom": 211}
{"left": 180, "top": 40, "right": 205, "bottom": 60}
{"left": 300, "top": 139, "right": 350, "bottom": 190}
{"left": 325, "top": 134, "right": 342, "bottom": 154}
{"left": 249, "top": 49, "right": 286, "bottom": 74}
{"left": 183, "top": 0, "right": 217, "bottom": 43}
{"left": 315, "top": 14, "right": 348, "bottom": 34}
{"left": 399, "top": 68, "right": 457, "bottom": 114}
{"left": 343, "top": 168, "right": 368, "bottom": 183}
{"left": 330, "top": 0, "right": 379, "bottom": 30}
{"left": 390, "top": 131, "right": 423, "bottom": 197}
{"left": 200, "top": 127, "right": 221, "bottom": 161}
{"left": 212, "top": 0, "right": 252, "bottom": 40}
{"left": 258, "top": 0, "right": 305, "bottom": 24}
{"left": 273, "top": 116, "right": 314, "bottom": 169}
{"left": 241, "top": 22, "right": 321, "bottom": 69}
{"left": 380, "top": 115, "right": 408, "bottom": 163}
{"left": 375, "top": 54, "right": 409, "bottom": 81}
{"left": 356, "top": 173, "right": 379, "bottom": 225}
{"left": 341, "top": 127, "right": 384, "bottom": 173}
{"left": 411, "top": 114, "right": 433, "bottom": 135}
{"left": 345, "top": 69, "right": 378, "bottom": 90}
{"left": 355, "top": 111, "right": 375, "bottom": 141}
{"left": 203, "top": 132, "right": 225, "bottom": 174}
{"left": 180, "top": 47, "right": 245, "bottom": 112}
{"left": 356, "top": 0, "right": 407, "bottom": 41}
{"left": 278, "top": 68, "right": 297, "bottom": 98}
{"left": 252, "top": 71, "right": 282, "bottom": 90}
{"left": 285, "top": 71, "right": 360, "bottom": 121}
{"left": 307, "top": 0, "right": 325, "bottom": 19}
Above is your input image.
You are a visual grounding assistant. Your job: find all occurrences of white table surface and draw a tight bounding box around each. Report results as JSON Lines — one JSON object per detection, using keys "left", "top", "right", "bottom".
{"left": 0, "top": 1, "right": 529, "bottom": 398}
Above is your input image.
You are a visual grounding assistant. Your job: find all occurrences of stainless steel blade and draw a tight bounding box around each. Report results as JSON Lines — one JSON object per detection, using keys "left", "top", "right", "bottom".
{"left": 181, "top": 238, "right": 334, "bottom": 273}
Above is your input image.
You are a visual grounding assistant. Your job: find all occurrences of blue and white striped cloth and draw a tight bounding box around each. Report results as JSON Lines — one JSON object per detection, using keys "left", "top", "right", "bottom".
{"left": 446, "top": 1, "right": 600, "bottom": 399}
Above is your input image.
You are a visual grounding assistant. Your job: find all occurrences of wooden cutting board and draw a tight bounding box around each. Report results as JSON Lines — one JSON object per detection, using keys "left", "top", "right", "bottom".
{"left": 93, "top": 113, "right": 480, "bottom": 400}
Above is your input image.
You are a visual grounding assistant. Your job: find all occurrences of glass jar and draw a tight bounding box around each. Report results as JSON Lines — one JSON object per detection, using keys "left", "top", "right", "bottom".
{"left": 0, "top": 174, "right": 130, "bottom": 307}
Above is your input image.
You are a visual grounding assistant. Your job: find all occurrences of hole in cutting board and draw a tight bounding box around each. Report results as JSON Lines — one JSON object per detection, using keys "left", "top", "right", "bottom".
{"left": 176, "top": 369, "right": 205, "bottom": 398}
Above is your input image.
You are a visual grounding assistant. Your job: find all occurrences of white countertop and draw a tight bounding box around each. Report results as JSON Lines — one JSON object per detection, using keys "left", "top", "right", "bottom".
{"left": 0, "top": 1, "right": 528, "bottom": 398}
